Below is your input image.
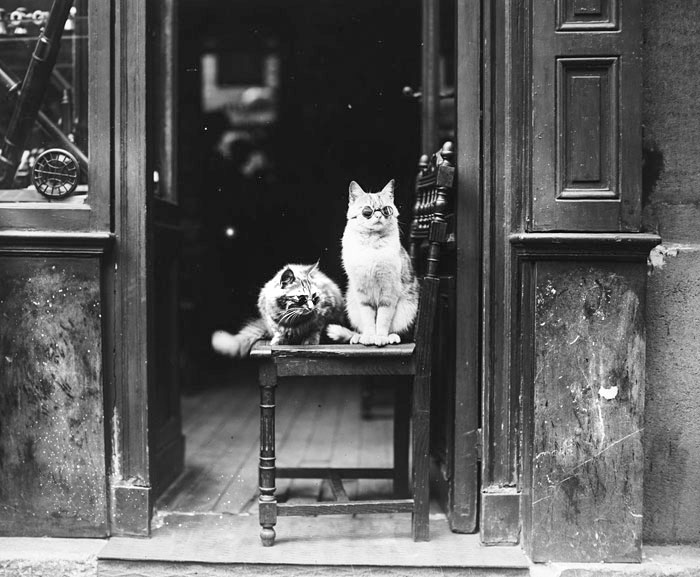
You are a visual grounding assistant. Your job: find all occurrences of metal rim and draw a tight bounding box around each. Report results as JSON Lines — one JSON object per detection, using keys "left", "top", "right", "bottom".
{"left": 31, "top": 148, "right": 80, "bottom": 199}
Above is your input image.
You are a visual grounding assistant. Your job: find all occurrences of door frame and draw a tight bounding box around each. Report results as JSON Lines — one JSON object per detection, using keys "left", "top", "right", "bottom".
{"left": 450, "top": 0, "right": 482, "bottom": 534}
{"left": 110, "top": 0, "right": 152, "bottom": 536}
{"left": 109, "top": 0, "right": 184, "bottom": 537}
{"left": 476, "top": 0, "right": 530, "bottom": 545}
{"left": 110, "top": 0, "right": 498, "bottom": 539}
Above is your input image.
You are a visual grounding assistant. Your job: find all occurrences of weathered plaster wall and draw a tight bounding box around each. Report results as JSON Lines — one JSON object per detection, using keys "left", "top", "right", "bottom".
{"left": 642, "top": 0, "right": 700, "bottom": 543}
{"left": 531, "top": 263, "right": 645, "bottom": 562}
{"left": 0, "top": 258, "right": 107, "bottom": 538}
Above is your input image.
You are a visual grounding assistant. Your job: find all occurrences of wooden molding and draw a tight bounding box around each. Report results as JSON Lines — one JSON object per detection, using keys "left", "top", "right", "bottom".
{"left": 510, "top": 232, "right": 661, "bottom": 260}
{"left": 0, "top": 230, "right": 113, "bottom": 256}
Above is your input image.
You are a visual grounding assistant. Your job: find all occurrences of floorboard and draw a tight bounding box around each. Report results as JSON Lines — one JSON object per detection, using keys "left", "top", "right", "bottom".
{"left": 157, "top": 374, "right": 397, "bottom": 516}
{"left": 157, "top": 370, "right": 438, "bottom": 524}
{"left": 282, "top": 382, "right": 331, "bottom": 505}
{"left": 217, "top": 381, "right": 313, "bottom": 514}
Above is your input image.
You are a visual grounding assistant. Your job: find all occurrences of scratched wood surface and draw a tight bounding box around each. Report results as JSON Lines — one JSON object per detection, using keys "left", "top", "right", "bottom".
{"left": 0, "top": 257, "right": 108, "bottom": 537}
{"left": 251, "top": 343, "right": 415, "bottom": 358}
{"left": 530, "top": 261, "right": 645, "bottom": 562}
{"left": 156, "top": 375, "right": 395, "bottom": 515}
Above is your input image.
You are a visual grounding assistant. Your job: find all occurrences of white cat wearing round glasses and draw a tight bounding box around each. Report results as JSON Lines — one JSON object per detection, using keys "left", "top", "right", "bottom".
{"left": 328, "top": 179, "right": 419, "bottom": 346}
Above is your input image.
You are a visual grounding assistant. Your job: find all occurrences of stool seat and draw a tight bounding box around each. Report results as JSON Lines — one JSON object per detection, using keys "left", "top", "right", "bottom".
{"left": 251, "top": 341, "right": 416, "bottom": 358}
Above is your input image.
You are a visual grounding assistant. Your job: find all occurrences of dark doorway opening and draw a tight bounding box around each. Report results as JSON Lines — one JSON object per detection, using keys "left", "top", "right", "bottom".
{"left": 177, "top": 0, "right": 422, "bottom": 379}
{"left": 159, "top": 0, "right": 426, "bottom": 516}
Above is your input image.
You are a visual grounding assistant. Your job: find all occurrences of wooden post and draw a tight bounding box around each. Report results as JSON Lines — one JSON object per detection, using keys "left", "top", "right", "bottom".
{"left": 111, "top": 0, "right": 151, "bottom": 537}
{"left": 258, "top": 361, "right": 278, "bottom": 546}
{"left": 393, "top": 382, "right": 410, "bottom": 498}
{"left": 453, "top": 0, "right": 481, "bottom": 534}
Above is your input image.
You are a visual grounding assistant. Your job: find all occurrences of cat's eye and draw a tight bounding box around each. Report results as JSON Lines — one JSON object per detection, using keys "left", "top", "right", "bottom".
{"left": 360, "top": 206, "right": 393, "bottom": 219}
{"left": 311, "top": 293, "right": 320, "bottom": 305}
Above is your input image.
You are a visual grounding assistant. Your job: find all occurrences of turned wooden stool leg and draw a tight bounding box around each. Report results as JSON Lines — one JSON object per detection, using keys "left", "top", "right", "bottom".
{"left": 393, "top": 378, "right": 410, "bottom": 498}
{"left": 258, "top": 361, "right": 278, "bottom": 546}
{"left": 411, "top": 374, "right": 430, "bottom": 541}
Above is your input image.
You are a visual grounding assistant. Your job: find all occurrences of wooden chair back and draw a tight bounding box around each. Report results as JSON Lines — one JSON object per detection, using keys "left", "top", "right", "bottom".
{"left": 409, "top": 141, "right": 455, "bottom": 272}
{"left": 408, "top": 141, "right": 455, "bottom": 350}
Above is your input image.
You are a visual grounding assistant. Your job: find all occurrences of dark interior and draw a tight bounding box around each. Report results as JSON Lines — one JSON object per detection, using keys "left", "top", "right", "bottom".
{"left": 177, "top": 0, "right": 422, "bottom": 383}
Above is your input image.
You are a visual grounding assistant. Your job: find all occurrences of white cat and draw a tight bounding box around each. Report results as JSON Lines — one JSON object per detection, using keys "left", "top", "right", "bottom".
{"left": 328, "top": 179, "right": 419, "bottom": 346}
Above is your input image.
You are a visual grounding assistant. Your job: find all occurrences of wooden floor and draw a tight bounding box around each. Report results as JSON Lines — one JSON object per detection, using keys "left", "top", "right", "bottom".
{"left": 105, "top": 365, "right": 532, "bottom": 572}
{"left": 156, "top": 365, "right": 397, "bottom": 516}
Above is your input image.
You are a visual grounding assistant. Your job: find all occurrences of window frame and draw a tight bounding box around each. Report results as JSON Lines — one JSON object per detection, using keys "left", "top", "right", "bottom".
{"left": 0, "top": 1, "right": 111, "bottom": 233}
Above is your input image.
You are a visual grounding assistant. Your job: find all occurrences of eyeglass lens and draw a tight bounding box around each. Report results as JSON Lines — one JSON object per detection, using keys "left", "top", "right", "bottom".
{"left": 361, "top": 206, "right": 393, "bottom": 219}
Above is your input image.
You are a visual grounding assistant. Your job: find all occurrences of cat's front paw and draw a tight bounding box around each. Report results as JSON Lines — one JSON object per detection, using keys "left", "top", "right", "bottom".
{"left": 358, "top": 333, "right": 378, "bottom": 346}
{"left": 372, "top": 334, "right": 398, "bottom": 347}
{"left": 327, "top": 324, "right": 356, "bottom": 343}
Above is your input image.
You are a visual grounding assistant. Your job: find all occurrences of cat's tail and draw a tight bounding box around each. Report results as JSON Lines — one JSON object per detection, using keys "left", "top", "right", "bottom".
{"left": 212, "top": 318, "right": 269, "bottom": 358}
{"left": 326, "top": 323, "right": 357, "bottom": 344}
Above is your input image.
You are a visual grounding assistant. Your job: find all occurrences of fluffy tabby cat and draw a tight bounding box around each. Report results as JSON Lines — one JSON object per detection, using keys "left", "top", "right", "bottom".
{"left": 327, "top": 179, "right": 419, "bottom": 346}
{"left": 212, "top": 263, "right": 344, "bottom": 357}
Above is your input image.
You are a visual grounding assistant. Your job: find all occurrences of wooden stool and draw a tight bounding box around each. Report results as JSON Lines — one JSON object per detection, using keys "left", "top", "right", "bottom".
{"left": 250, "top": 142, "right": 455, "bottom": 546}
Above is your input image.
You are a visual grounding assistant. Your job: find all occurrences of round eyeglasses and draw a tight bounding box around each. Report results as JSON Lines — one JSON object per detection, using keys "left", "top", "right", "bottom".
{"left": 360, "top": 205, "right": 394, "bottom": 219}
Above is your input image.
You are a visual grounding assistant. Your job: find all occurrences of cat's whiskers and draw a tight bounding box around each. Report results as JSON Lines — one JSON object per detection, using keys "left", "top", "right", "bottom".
{"left": 279, "top": 307, "right": 315, "bottom": 326}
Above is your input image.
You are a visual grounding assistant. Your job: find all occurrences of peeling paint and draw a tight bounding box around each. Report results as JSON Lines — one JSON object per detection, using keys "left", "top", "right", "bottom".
{"left": 111, "top": 407, "right": 122, "bottom": 481}
{"left": 648, "top": 243, "right": 700, "bottom": 271}
{"left": 598, "top": 386, "right": 619, "bottom": 400}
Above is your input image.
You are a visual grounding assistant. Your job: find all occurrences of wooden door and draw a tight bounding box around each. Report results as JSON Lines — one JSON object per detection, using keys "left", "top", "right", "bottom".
{"left": 147, "top": 0, "right": 185, "bottom": 502}
{"left": 422, "top": 0, "right": 479, "bottom": 533}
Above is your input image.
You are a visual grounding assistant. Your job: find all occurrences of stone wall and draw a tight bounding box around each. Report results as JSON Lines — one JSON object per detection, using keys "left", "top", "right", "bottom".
{"left": 642, "top": 0, "right": 700, "bottom": 543}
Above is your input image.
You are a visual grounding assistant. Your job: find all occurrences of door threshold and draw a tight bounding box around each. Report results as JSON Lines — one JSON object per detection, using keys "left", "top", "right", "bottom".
{"left": 98, "top": 511, "right": 530, "bottom": 575}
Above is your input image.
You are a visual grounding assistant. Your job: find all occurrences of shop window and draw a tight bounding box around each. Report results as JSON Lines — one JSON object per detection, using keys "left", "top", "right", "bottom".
{"left": 0, "top": 0, "right": 109, "bottom": 232}
{"left": 0, "top": 1, "right": 87, "bottom": 203}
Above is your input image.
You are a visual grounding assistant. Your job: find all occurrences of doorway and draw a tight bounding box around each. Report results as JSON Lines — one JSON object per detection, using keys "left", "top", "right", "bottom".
{"left": 149, "top": 0, "right": 478, "bottom": 535}
{"left": 165, "top": 0, "right": 423, "bottom": 514}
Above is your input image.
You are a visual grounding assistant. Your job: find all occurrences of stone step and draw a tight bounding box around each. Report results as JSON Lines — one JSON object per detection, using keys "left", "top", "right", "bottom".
{"left": 99, "top": 560, "right": 529, "bottom": 577}
{"left": 98, "top": 512, "right": 530, "bottom": 572}
{"left": 3, "top": 518, "right": 699, "bottom": 577}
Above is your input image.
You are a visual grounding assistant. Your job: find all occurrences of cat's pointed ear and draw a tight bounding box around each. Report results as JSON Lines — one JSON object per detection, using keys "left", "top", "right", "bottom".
{"left": 381, "top": 179, "right": 396, "bottom": 202}
{"left": 349, "top": 181, "right": 364, "bottom": 204}
{"left": 280, "top": 268, "right": 296, "bottom": 288}
{"left": 308, "top": 260, "right": 320, "bottom": 278}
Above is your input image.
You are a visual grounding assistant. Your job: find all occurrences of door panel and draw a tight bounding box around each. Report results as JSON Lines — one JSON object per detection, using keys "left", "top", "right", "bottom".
{"left": 147, "top": 0, "right": 184, "bottom": 501}
{"left": 531, "top": 0, "right": 642, "bottom": 231}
